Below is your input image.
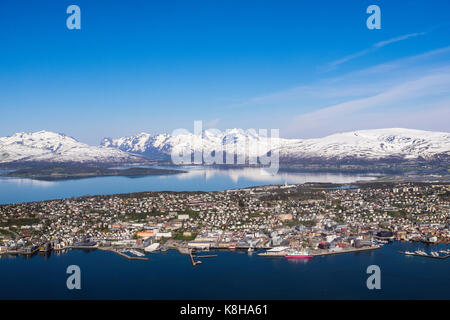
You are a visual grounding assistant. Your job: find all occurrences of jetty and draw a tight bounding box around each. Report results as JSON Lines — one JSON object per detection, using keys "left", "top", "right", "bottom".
{"left": 312, "top": 245, "right": 381, "bottom": 256}
{"left": 189, "top": 249, "right": 202, "bottom": 266}
{"left": 195, "top": 254, "right": 218, "bottom": 258}
{"left": 98, "top": 247, "right": 148, "bottom": 261}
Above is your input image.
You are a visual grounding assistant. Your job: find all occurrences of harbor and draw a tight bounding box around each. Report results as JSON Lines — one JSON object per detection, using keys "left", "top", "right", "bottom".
{"left": 4, "top": 240, "right": 450, "bottom": 263}
{"left": 1, "top": 241, "right": 449, "bottom": 299}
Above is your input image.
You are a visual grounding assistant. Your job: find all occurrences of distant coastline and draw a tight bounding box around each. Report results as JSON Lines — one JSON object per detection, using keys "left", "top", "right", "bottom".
{"left": 0, "top": 165, "right": 185, "bottom": 181}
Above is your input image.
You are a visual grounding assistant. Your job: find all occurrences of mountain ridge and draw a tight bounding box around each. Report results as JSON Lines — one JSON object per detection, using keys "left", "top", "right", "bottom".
{"left": 0, "top": 128, "right": 448, "bottom": 165}
{"left": 0, "top": 130, "right": 144, "bottom": 164}
{"left": 101, "top": 128, "right": 450, "bottom": 162}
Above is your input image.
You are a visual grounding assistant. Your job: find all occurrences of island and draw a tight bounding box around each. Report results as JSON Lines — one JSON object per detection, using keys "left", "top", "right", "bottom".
{"left": 0, "top": 164, "right": 185, "bottom": 180}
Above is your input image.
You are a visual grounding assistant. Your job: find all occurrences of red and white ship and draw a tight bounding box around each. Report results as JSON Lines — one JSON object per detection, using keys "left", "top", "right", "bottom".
{"left": 285, "top": 250, "right": 314, "bottom": 258}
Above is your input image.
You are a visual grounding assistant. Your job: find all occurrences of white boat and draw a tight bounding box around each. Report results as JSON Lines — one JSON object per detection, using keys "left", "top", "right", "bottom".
{"left": 144, "top": 243, "right": 160, "bottom": 252}
{"left": 285, "top": 249, "right": 314, "bottom": 258}
{"left": 431, "top": 251, "right": 439, "bottom": 257}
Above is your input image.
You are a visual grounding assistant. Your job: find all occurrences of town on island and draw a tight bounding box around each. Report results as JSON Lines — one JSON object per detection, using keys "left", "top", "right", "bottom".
{"left": 1, "top": 182, "right": 449, "bottom": 263}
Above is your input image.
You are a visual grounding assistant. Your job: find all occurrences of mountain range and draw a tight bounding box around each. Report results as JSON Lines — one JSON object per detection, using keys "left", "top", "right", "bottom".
{"left": 101, "top": 128, "right": 450, "bottom": 163}
{"left": 0, "top": 128, "right": 449, "bottom": 165}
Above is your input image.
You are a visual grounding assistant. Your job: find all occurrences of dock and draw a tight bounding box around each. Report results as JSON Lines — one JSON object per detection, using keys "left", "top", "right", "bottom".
{"left": 257, "top": 245, "right": 381, "bottom": 257}
{"left": 98, "top": 247, "right": 149, "bottom": 261}
{"left": 189, "top": 249, "right": 202, "bottom": 266}
{"left": 195, "top": 254, "right": 218, "bottom": 258}
{"left": 1, "top": 248, "right": 40, "bottom": 256}
{"left": 68, "top": 244, "right": 99, "bottom": 250}
{"left": 312, "top": 245, "right": 381, "bottom": 256}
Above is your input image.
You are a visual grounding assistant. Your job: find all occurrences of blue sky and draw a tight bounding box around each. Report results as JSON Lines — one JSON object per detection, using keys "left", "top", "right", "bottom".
{"left": 0, "top": 0, "right": 449, "bottom": 144}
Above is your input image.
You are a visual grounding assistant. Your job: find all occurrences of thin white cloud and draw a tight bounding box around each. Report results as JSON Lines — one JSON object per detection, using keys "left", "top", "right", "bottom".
{"left": 222, "top": 45, "right": 450, "bottom": 138}
{"left": 373, "top": 32, "right": 426, "bottom": 47}
{"left": 229, "top": 46, "right": 450, "bottom": 111}
{"left": 327, "top": 31, "right": 427, "bottom": 70}
{"left": 285, "top": 71, "right": 450, "bottom": 137}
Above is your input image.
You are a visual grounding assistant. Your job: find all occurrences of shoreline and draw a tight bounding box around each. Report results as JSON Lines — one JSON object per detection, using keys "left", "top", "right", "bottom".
{"left": 3, "top": 242, "right": 450, "bottom": 261}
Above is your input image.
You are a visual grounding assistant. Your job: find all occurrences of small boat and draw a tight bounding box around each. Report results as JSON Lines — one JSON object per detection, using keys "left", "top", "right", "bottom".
{"left": 430, "top": 251, "right": 439, "bottom": 257}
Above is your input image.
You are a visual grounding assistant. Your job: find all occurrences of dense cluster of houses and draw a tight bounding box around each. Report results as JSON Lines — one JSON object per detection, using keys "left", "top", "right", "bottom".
{"left": 0, "top": 183, "right": 449, "bottom": 254}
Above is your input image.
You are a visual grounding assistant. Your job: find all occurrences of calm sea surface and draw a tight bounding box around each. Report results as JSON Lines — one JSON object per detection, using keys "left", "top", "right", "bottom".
{"left": 0, "top": 241, "right": 448, "bottom": 299}
{"left": 0, "top": 166, "right": 377, "bottom": 204}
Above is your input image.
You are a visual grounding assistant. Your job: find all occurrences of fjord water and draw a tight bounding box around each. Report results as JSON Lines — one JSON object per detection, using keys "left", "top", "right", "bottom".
{"left": 0, "top": 241, "right": 449, "bottom": 299}
{"left": 0, "top": 167, "right": 376, "bottom": 204}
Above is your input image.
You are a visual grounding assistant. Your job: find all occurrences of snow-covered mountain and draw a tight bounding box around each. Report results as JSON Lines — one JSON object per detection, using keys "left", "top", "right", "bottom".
{"left": 279, "top": 128, "right": 450, "bottom": 161}
{"left": 0, "top": 131, "right": 144, "bottom": 164}
{"left": 101, "top": 128, "right": 450, "bottom": 162}
{"left": 1, "top": 128, "right": 448, "bottom": 165}
{"left": 101, "top": 128, "right": 272, "bottom": 159}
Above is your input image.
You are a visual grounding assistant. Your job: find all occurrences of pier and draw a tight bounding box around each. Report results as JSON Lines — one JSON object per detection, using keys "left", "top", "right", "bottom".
{"left": 257, "top": 245, "right": 381, "bottom": 257}
{"left": 312, "top": 245, "right": 381, "bottom": 256}
{"left": 195, "top": 254, "right": 218, "bottom": 258}
{"left": 97, "top": 247, "right": 149, "bottom": 260}
{"left": 189, "top": 249, "right": 202, "bottom": 266}
{"left": 2, "top": 247, "right": 40, "bottom": 256}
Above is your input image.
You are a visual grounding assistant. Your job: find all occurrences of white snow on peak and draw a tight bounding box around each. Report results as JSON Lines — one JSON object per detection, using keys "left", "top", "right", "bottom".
{"left": 0, "top": 131, "right": 143, "bottom": 163}
{"left": 102, "top": 127, "right": 450, "bottom": 160}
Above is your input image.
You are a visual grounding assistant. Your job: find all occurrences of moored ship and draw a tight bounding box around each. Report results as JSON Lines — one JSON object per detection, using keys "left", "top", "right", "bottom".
{"left": 285, "top": 250, "right": 314, "bottom": 258}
